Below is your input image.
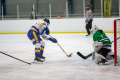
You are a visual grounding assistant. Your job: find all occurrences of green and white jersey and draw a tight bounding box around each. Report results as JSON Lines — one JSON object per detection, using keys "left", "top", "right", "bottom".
{"left": 93, "top": 31, "right": 111, "bottom": 48}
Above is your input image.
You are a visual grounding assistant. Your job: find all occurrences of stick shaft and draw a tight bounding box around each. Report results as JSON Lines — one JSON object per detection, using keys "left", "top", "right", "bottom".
{"left": 57, "top": 43, "right": 68, "bottom": 56}
{"left": 111, "top": 37, "right": 120, "bottom": 43}
{"left": 0, "top": 51, "right": 31, "bottom": 65}
{"left": 49, "top": 35, "right": 68, "bottom": 56}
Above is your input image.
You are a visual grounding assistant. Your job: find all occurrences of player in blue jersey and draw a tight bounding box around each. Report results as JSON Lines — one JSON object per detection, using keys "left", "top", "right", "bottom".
{"left": 27, "top": 18, "right": 57, "bottom": 63}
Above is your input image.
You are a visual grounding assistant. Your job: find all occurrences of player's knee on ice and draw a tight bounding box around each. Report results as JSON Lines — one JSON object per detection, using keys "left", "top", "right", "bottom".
{"left": 95, "top": 53, "right": 106, "bottom": 64}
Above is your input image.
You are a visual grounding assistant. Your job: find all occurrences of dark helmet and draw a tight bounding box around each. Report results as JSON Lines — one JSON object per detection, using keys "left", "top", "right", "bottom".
{"left": 86, "top": 4, "right": 90, "bottom": 7}
{"left": 43, "top": 18, "right": 50, "bottom": 24}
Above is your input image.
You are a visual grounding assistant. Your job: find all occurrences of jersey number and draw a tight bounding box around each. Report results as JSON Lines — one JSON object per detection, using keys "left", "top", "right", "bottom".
{"left": 101, "top": 35, "right": 103, "bottom": 38}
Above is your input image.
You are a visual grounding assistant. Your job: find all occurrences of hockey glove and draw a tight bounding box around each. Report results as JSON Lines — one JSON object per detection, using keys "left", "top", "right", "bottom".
{"left": 45, "top": 27, "right": 50, "bottom": 35}
{"left": 93, "top": 42, "right": 103, "bottom": 52}
{"left": 49, "top": 38, "right": 57, "bottom": 43}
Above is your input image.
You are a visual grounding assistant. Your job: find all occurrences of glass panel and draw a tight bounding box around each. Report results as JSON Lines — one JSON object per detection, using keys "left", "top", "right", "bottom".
{"left": 4, "top": 3, "right": 17, "bottom": 20}
{"left": 69, "top": 0, "right": 84, "bottom": 18}
{"left": 93, "top": 0, "right": 102, "bottom": 18}
{"left": 19, "top": 3, "right": 35, "bottom": 19}
{"left": 51, "top": 1, "right": 66, "bottom": 19}
{"left": 37, "top": 1, "right": 49, "bottom": 19}
{"left": 0, "top": 0, "right": 119, "bottom": 20}
{"left": 111, "top": 0, "right": 119, "bottom": 17}
{"left": 0, "top": 3, "right": 1, "bottom": 20}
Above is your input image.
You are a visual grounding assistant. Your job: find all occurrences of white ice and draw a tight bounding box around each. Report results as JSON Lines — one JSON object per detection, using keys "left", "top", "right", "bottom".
{"left": 0, "top": 33, "right": 120, "bottom": 80}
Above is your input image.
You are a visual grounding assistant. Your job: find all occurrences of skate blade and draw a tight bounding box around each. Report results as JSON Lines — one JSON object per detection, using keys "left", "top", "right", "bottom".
{"left": 40, "top": 59, "right": 45, "bottom": 61}
{"left": 33, "top": 60, "right": 43, "bottom": 64}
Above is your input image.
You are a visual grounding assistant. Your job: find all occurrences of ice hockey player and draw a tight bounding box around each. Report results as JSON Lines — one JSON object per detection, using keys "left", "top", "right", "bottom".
{"left": 27, "top": 18, "right": 57, "bottom": 63}
{"left": 92, "top": 25, "right": 114, "bottom": 65}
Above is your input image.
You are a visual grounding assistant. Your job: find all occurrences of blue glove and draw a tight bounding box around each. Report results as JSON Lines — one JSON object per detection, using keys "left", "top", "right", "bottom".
{"left": 49, "top": 38, "right": 57, "bottom": 43}
{"left": 45, "top": 27, "right": 50, "bottom": 35}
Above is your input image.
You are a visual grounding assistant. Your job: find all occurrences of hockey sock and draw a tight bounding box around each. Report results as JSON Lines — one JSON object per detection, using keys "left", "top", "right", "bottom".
{"left": 40, "top": 46, "right": 44, "bottom": 55}
{"left": 35, "top": 48, "right": 41, "bottom": 57}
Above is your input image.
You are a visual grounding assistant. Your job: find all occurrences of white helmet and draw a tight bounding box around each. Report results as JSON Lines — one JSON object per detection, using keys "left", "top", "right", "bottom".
{"left": 91, "top": 25, "right": 99, "bottom": 34}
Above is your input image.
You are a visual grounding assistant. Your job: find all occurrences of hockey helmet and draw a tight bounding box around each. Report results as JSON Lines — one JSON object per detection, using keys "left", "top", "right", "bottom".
{"left": 91, "top": 25, "right": 99, "bottom": 34}
{"left": 43, "top": 18, "right": 50, "bottom": 25}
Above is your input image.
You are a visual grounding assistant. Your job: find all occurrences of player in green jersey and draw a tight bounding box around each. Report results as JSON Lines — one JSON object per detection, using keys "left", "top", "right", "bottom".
{"left": 91, "top": 25, "right": 114, "bottom": 65}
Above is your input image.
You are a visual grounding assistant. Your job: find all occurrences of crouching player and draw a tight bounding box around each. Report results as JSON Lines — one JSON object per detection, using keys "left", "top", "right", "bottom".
{"left": 27, "top": 18, "right": 57, "bottom": 63}
{"left": 92, "top": 25, "right": 114, "bottom": 65}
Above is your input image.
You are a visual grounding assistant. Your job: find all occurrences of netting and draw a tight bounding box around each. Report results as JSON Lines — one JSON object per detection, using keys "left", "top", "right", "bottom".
{"left": 114, "top": 19, "right": 120, "bottom": 66}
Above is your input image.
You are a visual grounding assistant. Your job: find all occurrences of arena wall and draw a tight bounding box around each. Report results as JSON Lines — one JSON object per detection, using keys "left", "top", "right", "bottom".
{"left": 0, "top": 18, "right": 119, "bottom": 34}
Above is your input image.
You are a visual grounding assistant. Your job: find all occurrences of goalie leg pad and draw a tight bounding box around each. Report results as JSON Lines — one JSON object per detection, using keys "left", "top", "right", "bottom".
{"left": 98, "top": 48, "right": 111, "bottom": 58}
{"left": 95, "top": 53, "right": 106, "bottom": 64}
{"left": 106, "top": 50, "right": 114, "bottom": 59}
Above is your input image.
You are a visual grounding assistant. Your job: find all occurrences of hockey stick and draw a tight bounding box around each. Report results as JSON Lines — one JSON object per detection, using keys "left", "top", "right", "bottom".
{"left": 77, "top": 37, "right": 120, "bottom": 59}
{"left": 111, "top": 37, "right": 120, "bottom": 43}
{"left": 0, "top": 51, "right": 31, "bottom": 65}
{"left": 49, "top": 35, "right": 72, "bottom": 57}
{"left": 77, "top": 52, "right": 93, "bottom": 59}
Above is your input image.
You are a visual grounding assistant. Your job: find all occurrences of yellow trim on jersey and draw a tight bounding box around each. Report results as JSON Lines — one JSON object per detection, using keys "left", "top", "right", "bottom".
{"left": 33, "top": 31, "right": 39, "bottom": 43}
{"left": 40, "top": 23, "right": 44, "bottom": 27}
{"left": 34, "top": 50, "right": 40, "bottom": 52}
{"left": 42, "top": 36, "right": 47, "bottom": 39}
{"left": 40, "top": 47, "right": 44, "bottom": 50}
{"left": 30, "top": 28, "right": 37, "bottom": 32}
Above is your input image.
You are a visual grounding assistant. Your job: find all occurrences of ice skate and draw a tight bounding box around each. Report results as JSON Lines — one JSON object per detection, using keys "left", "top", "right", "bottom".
{"left": 40, "top": 54, "right": 46, "bottom": 61}
{"left": 85, "top": 34, "right": 91, "bottom": 36}
{"left": 33, "top": 57, "right": 43, "bottom": 64}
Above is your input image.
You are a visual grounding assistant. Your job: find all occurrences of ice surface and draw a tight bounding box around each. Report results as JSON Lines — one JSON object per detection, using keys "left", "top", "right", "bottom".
{"left": 0, "top": 33, "right": 120, "bottom": 80}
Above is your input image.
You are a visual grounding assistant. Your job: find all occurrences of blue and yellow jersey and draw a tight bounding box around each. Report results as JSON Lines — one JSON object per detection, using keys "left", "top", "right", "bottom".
{"left": 29, "top": 21, "right": 50, "bottom": 40}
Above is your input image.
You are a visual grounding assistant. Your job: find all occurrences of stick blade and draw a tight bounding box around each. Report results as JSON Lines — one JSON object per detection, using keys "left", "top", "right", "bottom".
{"left": 77, "top": 52, "right": 86, "bottom": 59}
{"left": 67, "top": 53, "right": 73, "bottom": 57}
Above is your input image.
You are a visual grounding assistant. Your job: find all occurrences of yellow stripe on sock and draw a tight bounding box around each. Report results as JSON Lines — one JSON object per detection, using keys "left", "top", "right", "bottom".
{"left": 34, "top": 50, "right": 40, "bottom": 52}
{"left": 40, "top": 47, "right": 44, "bottom": 50}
